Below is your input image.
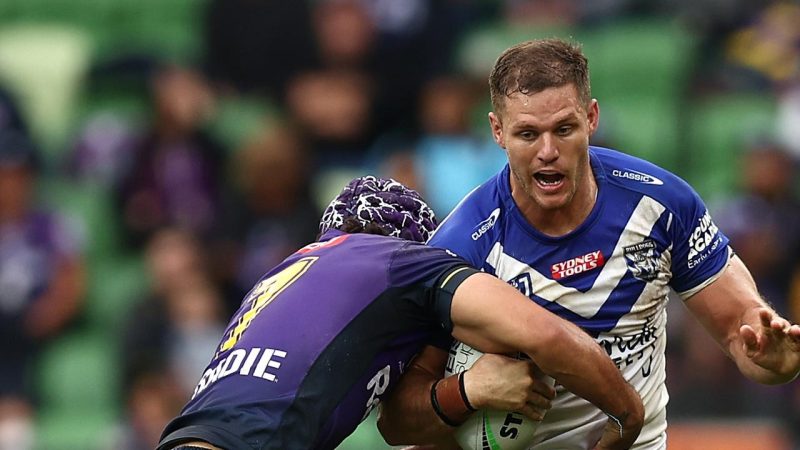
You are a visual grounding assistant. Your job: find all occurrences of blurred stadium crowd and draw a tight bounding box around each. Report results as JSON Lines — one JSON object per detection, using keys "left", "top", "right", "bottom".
{"left": 0, "top": 0, "right": 799, "bottom": 449}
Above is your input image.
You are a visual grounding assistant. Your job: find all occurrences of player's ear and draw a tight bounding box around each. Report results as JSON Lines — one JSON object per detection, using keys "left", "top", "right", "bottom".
{"left": 586, "top": 99, "right": 599, "bottom": 136}
{"left": 488, "top": 112, "right": 505, "bottom": 149}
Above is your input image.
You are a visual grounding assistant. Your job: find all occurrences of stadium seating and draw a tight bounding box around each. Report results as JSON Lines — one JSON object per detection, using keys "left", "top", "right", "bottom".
{"left": 580, "top": 18, "right": 697, "bottom": 173}
{"left": 37, "top": 178, "right": 122, "bottom": 263}
{"left": 206, "top": 95, "right": 281, "bottom": 154}
{"left": 0, "top": 24, "right": 91, "bottom": 158}
{"left": 685, "top": 92, "right": 777, "bottom": 201}
{"left": 0, "top": 0, "right": 204, "bottom": 60}
{"left": 598, "top": 96, "right": 682, "bottom": 172}
{"left": 580, "top": 18, "right": 696, "bottom": 102}
{"left": 82, "top": 255, "right": 149, "bottom": 333}
{"left": 456, "top": 22, "right": 579, "bottom": 79}
{"left": 33, "top": 177, "right": 147, "bottom": 448}
{"left": 35, "top": 330, "right": 120, "bottom": 450}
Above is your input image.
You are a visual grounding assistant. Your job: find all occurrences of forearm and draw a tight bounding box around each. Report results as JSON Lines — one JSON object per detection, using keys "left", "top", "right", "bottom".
{"left": 377, "top": 348, "right": 461, "bottom": 447}
{"left": 449, "top": 273, "right": 643, "bottom": 444}
{"left": 378, "top": 371, "right": 448, "bottom": 444}
{"left": 530, "top": 320, "right": 643, "bottom": 434}
{"left": 685, "top": 257, "right": 800, "bottom": 385}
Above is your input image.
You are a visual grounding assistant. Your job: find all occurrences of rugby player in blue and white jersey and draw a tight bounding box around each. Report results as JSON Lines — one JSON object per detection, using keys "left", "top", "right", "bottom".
{"left": 378, "top": 39, "right": 800, "bottom": 450}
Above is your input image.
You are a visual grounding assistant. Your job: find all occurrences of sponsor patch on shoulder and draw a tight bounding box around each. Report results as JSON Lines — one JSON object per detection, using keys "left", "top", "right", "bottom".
{"left": 687, "top": 210, "right": 722, "bottom": 269}
{"left": 611, "top": 169, "right": 664, "bottom": 185}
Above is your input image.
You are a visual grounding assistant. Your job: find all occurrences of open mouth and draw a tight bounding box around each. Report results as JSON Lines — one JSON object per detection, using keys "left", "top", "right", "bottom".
{"left": 533, "top": 172, "right": 565, "bottom": 189}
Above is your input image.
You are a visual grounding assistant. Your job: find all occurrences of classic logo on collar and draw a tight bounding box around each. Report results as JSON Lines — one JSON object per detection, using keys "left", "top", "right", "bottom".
{"left": 551, "top": 250, "right": 605, "bottom": 280}
{"left": 611, "top": 169, "right": 664, "bottom": 185}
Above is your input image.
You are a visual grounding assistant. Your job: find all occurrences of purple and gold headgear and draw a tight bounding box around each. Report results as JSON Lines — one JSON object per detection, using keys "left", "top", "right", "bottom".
{"left": 318, "top": 176, "right": 437, "bottom": 243}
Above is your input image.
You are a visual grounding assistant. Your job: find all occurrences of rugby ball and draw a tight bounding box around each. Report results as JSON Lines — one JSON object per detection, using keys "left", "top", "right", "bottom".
{"left": 446, "top": 341, "right": 552, "bottom": 450}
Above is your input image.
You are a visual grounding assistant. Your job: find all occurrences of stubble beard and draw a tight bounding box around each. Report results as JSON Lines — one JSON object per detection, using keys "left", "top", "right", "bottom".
{"left": 511, "top": 168, "right": 575, "bottom": 212}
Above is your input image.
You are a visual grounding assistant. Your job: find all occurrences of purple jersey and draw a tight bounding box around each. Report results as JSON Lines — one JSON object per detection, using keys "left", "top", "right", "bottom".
{"left": 158, "top": 230, "right": 476, "bottom": 450}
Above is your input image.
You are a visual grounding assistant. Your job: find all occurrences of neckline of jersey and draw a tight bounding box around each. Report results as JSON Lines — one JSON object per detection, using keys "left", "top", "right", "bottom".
{"left": 501, "top": 147, "right": 608, "bottom": 244}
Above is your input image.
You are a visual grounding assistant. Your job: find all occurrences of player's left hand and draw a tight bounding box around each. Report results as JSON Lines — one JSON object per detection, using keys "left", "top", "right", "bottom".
{"left": 740, "top": 308, "right": 800, "bottom": 383}
{"left": 463, "top": 353, "right": 556, "bottom": 421}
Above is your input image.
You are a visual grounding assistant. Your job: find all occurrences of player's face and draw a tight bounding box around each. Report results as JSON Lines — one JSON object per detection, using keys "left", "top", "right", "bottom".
{"left": 489, "top": 84, "right": 599, "bottom": 215}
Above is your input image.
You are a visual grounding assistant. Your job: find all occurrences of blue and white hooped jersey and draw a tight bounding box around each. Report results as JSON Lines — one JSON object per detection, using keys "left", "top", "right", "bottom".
{"left": 429, "top": 146, "right": 731, "bottom": 450}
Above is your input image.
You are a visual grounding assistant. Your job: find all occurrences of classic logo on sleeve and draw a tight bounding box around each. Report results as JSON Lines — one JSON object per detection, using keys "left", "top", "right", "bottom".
{"left": 551, "top": 250, "right": 605, "bottom": 280}
{"left": 687, "top": 211, "right": 722, "bottom": 269}
{"left": 471, "top": 208, "right": 500, "bottom": 240}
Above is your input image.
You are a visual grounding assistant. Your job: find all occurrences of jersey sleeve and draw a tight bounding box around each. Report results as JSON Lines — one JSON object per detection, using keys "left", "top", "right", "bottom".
{"left": 427, "top": 210, "right": 491, "bottom": 268}
{"left": 388, "top": 242, "right": 480, "bottom": 332}
{"left": 428, "top": 330, "right": 455, "bottom": 351}
{"left": 668, "top": 186, "right": 731, "bottom": 299}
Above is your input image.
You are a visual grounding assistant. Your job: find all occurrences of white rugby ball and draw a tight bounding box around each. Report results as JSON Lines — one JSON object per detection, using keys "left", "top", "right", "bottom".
{"left": 446, "top": 341, "right": 552, "bottom": 450}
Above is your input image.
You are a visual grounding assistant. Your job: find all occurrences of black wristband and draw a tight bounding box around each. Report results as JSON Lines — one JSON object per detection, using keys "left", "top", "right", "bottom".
{"left": 458, "top": 371, "right": 477, "bottom": 411}
{"left": 430, "top": 379, "right": 462, "bottom": 427}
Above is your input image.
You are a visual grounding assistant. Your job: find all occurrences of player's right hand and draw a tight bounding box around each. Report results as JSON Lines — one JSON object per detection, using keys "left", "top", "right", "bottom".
{"left": 593, "top": 407, "right": 644, "bottom": 450}
{"left": 461, "top": 353, "right": 556, "bottom": 421}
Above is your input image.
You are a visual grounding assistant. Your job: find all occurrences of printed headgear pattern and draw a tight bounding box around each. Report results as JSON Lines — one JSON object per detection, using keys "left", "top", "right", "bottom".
{"left": 319, "top": 176, "right": 437, "bottom": 243}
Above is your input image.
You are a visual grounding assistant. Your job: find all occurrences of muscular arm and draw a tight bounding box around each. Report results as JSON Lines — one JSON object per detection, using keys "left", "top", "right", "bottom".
{"left": 381, "top": 272, "right": 644, "bottom": 449}
{"left": 378, "top": 346, "right": 459, "bottom": 448}
{"left": 379, "top": 345, "right": 549, "bottom": 447}
{"left": 450, "top": 273, "right": 643, "bottom": 449}
{"left": 684, "top": 255, "right": 800, "bottom": 385}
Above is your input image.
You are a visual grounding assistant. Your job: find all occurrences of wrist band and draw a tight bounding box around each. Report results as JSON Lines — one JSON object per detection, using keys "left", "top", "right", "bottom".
{"left": 430, "top": 379, "right": 461, "bottom": 427}
{"left": 458, "top": 371, "right": 476, "bottom": 411}
{"left": 430, "top": 372, "right": 475, "bottom": 427}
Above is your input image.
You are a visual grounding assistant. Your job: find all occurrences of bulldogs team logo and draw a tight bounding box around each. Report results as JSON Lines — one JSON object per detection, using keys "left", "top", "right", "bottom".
{"left": 623, "top": 239, "right": 661, "bottom": 282}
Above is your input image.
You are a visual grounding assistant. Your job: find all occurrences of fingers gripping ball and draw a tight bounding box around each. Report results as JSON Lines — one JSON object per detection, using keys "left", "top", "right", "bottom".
{"left": 445, "top": 341, "right": 548, "bottom": 450}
